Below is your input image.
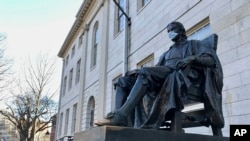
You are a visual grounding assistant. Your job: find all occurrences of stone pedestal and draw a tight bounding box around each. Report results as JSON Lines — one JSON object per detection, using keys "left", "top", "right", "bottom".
{"left": 74, "top": 126, "right": 229, "bottom": 141}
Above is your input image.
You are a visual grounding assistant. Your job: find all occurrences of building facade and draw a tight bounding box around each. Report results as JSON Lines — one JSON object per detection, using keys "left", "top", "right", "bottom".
{"left": 0, "top": 114, "right": 19, "bottom": 141}
{"left": 55, "top": 0, "right": 250, "bottom": 140}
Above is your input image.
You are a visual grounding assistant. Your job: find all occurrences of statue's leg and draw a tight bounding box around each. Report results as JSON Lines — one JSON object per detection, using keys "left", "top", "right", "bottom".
{"left": 115, "top": 85, "right": 129, "bottom": 110}
{"left": 94, "top": 66, "right": 171, "bottom": 126}
{"left": 94, "top": 75, "right": 148, "bottom": 126}
{"left": 114, "top": 76, "right": 136, "bottom": 110}
{"left": 118, "top": 75, "right": 148, "bottom": 116}
{"left": 115, "top": 84, "right": 137, "bottom": 126}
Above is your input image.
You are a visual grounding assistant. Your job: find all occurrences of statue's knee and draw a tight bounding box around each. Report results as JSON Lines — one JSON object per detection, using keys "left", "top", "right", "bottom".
{"left": 117, "top": 77, "right": 126, "bottom": 82}
{"left": 139, "top": 67, "right": 149, "bottom": 74}
{"left": 114, "top": 77, "right": 127, "bottom": 88}
{"left": 136, "top": 74, "right": 150, "bottom": 86}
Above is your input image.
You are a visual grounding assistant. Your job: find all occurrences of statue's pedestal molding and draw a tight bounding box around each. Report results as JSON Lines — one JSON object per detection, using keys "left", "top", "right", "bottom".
{"left": 74, "top": 126, "right": 229, "bottom": 141}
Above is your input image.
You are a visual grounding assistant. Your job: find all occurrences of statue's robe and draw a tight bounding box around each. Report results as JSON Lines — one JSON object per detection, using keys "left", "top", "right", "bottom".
{"left": 133, "top": 40, "right": 224, "bottom": 129}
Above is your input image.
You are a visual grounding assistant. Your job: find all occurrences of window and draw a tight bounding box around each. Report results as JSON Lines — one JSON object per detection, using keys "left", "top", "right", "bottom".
{"left": 138, "top": 0, "right": 150, "bottom": 11}
{"left": 78, "top": 33, "right": 83, "bottom": 48}
{"left": 115, "top": 0, "right": 125, "bottom": 34}
{"left": 75, "top": 59, "right": 81, "bottom": 84}
{"left": 69, "top": 69, "right": 73, "bottom": 90}
{"left": 86, "top": 96, "right": 95, "bottom": 129}
{"left": 142, "top": 0, "right": 149, "bottom": 6}
{"left": 65, "top": 55, "right": 69, "bottom": 66}
{"left": 59, "top": 113, "right": 63, "bottom": 136}
{"left": 186, "top": 18, "right": 211, "bottom": 40}
{"left": 64, "top": 109, "right": 69, "bottom": 135}
{"left": 91, "top": 22, "right": 99, "bottom": 68}
{"left": 137, "top": 54, "right": 154, "bottom": 68}
{"left": 71, "top": 45, "right": 75, "bottom": 58}
{"left": 62, "top": 76, "right": 67, "bottom": 96}
{"left": 71, "top": 104, "right": 77, "bottom": 133}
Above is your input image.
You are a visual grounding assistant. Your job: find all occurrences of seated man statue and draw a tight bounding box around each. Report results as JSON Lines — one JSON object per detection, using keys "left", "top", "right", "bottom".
{"left": 95, "top": 21, "right": 224, "bottom": 131}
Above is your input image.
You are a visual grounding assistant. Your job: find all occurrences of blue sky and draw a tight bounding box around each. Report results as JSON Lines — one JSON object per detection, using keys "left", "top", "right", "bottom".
{"left": 0, "top": 0, "right": 82, "bottom": 58}
{"left": 0, "top": 0, "right": 83, "bottom": 103}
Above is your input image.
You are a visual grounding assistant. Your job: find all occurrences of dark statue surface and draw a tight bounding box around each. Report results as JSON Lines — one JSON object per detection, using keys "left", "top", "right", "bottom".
{"left": 95, "top": 22, "right": 224, "bottom": 136}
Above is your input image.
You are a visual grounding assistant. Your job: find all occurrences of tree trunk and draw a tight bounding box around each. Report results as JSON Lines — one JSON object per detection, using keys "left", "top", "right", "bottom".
{"left": 19, "top": 133, "right": 27, "bottom": 141}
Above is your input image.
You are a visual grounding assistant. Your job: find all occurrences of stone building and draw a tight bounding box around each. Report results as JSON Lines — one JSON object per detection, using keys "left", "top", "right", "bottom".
{"left": 55, "top": 0, "right": 250, "bottom": 140}
{"left": 0, "top": 114, "right": 19, "bottom": 141}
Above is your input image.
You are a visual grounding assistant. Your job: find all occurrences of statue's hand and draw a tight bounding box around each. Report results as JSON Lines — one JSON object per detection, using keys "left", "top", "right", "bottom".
{"left": 176, "top": 56, "right": 196, "bottom": 68}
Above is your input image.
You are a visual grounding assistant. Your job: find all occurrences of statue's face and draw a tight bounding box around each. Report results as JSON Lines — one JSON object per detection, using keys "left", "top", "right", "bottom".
{"left": 167, "top": 24, "right": 181, "bottom": 41}
{"left": 167, "top": 24, "right": 179, "bottom": 33}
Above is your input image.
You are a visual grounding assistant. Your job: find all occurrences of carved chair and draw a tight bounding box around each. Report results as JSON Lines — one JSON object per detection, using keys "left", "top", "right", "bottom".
{"left": 164, "top": 34, "right": 223, "bottom": 136}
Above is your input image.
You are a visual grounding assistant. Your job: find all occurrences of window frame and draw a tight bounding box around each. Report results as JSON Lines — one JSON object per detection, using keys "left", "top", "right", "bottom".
{"left": 71, "top": 45, "right": 75, "bottom": 58}
{"left": 75, "top": 59, "right": 81, "bottom": 84}
{"left": 65, "top": 55, "right": 69, "bottom": 66}
{"left": 78, "top": 33, "right": 84, "bottom": 48}
{"left": 137, "top": 0, "right": 150, "bottom": 12}
{"left": 68, "top": 68, "right": 73, "bottom": 90}
{"left": 91, "top": 22, "right": 99, "bottom": 68}
{"left": 137, "top": 54, "right": 154, "bottom": 68}
{"left": 186, "top": 18, "right": 211, "bottom": 40}
{"left": 59, "top": 112, "right": 63, "bottom": 136}
{"left": 114, "top": 0, "right": 125, "bottom": 35}
{"left": 71, "top": 104, "right": 77, "bottom": 133}
{"left": 64, "top": 109, "right": 70, "bottom": 135}
{"left": 86, "top": 96, "right": 95, "bottom": 129}
{"left": 62, "top": 76, "right": 67, "bottom": 96}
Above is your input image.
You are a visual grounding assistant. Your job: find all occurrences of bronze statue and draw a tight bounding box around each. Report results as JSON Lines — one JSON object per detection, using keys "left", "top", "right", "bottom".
{"left": 95, "top": 21, "right": 224, "bottom": 135}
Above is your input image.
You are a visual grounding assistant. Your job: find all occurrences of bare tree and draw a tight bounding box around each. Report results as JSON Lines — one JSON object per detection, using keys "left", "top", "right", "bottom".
{"left": 0, "top": 33, "right": 12, "bottom": 95}
{"left": 0, "top": 54, "right": 58, "bottom": 141}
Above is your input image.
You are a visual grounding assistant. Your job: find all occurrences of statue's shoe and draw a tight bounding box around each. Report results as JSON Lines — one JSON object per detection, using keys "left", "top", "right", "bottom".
{"left": 94, "top": 111, "right": 127, "bottom": 126}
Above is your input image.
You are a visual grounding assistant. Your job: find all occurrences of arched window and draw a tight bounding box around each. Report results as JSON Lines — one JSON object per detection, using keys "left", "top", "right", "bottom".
{"left": 91, "top": 21, "right": 99, "bottom": 68}
{"left": 86, "top": 96, "right": 95, "bottom": 128}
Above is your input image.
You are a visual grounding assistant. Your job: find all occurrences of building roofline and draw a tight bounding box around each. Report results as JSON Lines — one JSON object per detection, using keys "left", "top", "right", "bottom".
{"left": 57, "top": 0, "right": 93, "bottom": 58}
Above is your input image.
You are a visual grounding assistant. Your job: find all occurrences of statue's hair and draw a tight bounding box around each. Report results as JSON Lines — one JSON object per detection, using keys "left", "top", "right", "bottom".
{"left": 167, "top": 21, "right": 186, "bottom": 33}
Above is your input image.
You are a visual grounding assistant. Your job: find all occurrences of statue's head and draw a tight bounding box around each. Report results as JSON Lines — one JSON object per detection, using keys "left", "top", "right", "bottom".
{"left": 167, "top": 21, "right": 186, "bottom": 41}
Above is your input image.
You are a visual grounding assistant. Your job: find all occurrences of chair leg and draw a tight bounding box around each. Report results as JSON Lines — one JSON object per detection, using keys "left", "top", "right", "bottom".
{"left": 211, "top": 125, "right": 223, "bottom": 136}
{"left": 171, "top": 111, "right": 182, "bottom": 132}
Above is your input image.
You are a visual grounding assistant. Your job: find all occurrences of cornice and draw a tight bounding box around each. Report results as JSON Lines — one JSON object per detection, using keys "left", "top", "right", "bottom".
{"left": 58, "top": 0, "right": 93, "bottom": 58}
